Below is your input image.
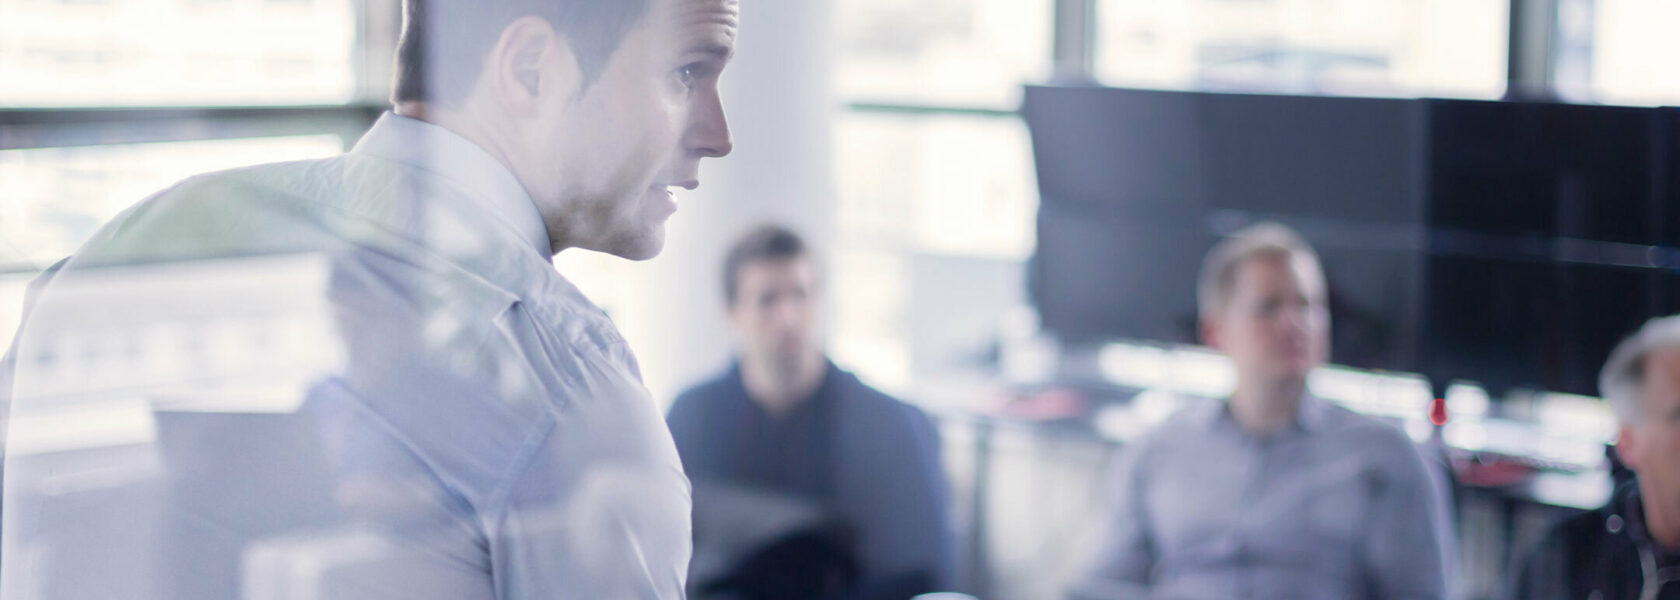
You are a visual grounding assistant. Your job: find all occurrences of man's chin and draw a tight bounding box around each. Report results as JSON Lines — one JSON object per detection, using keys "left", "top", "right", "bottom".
{"left": 1276, "top": 363, "right": 1319, "bottom": 383}
{"left": 607, "top": 226, "right": 666, "bottom": 261}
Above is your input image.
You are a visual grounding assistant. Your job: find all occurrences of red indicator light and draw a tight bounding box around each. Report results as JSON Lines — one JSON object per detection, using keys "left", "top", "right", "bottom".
{"left": 1428, "top": 397, "right": 1449, "bottom": 426}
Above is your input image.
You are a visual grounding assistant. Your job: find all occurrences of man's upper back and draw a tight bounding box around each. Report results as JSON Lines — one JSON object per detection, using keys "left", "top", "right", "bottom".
{"left": 3, "top": 115, "right": 692, "bottom": 599}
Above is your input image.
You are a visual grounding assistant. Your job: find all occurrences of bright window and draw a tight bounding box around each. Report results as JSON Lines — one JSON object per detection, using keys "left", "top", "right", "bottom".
{"left": 0, "top": 0, "right": 358, "bottom": 107}
{"left": 1096, "top": 0, "right": 1508, "bottom": 99}
{"left": 832, "top": 0, "right": 1049, "bottom": 386}
{"left": 1576, "top": 0, "right": 1680, "bottom": 105}
{"left": 837, "top": 0, "right": 1052, "bottom": 108}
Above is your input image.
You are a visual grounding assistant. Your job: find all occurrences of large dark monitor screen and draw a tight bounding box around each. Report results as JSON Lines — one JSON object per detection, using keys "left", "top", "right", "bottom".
{"left": 1426, "top": 99, "right": 1661, "bottom": 246}
{"left": 1024, "top": 85, "right": 1680, "bottom": 396}
{"left": 1022, "top": 85, "right": 1424, "bottom": 371}
{"left": 1420, "top": 100, "right": 1676, "bottom": 396}
{"left": 1420, "top": 256, "right": 1666, "bottom": 397}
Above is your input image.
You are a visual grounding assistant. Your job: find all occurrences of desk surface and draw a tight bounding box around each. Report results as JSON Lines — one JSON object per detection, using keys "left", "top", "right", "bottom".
{"left": 906, "top": 372, "right": 1614, "bottom": 511}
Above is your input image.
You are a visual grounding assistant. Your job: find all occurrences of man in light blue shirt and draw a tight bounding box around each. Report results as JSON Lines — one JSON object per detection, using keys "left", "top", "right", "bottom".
{"left": 1070, "top": 223, "right": 1455, "bottom": 600}
{"left": 2, "top": 0, "right": 738, "bottom": 598}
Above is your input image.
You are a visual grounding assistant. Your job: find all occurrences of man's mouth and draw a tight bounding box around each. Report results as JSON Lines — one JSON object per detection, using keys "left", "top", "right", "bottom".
{"left": 650, "top": 186, "right": 679, "bottom": 217}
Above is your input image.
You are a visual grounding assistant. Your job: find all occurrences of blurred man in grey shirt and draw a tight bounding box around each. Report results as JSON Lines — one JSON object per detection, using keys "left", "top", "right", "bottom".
{"left": 1070, "top": 223, "right": 1455, "bottom": 600}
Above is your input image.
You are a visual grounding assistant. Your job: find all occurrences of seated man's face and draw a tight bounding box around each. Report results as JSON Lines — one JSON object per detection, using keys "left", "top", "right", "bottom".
{"left": 1207, "top": 253, "right": 1330, "bottom": 385}
{"left": 728, "top": 257, "right": 820, "bottom": 377}
{"left": 1619, "top": 348, "right": 1680, "bottom": 517}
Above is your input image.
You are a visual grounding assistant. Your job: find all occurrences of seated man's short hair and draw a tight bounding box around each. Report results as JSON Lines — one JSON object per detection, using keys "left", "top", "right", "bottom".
{"left": 722, "top": 225, "right": 809, "bottom": 306}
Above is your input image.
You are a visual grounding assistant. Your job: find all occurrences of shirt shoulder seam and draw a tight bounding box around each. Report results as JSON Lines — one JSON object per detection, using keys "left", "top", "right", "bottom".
{"left": 484, "top": 414, "right": 560, "bottom": 522}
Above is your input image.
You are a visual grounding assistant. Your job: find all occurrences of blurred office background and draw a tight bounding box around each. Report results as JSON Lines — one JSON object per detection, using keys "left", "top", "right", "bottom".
{"left": 4, "top": 1, "right": 1680, "bottom": 599}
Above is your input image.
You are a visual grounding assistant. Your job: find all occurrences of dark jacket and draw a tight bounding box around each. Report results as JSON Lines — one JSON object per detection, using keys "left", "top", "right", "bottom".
{"left": 1507, "top": 482, "right": 1680, "bottom": 600}
{"left": 667, "top": 360, "right": 953, "bottom": 599}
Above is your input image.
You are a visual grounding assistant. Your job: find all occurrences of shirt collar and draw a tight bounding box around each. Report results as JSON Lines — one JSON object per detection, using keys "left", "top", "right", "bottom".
{"left": 1202, "top": 392, "right": 1329, "bottom": 436}
{"left": 727, "top": 358, "right": 843, "bottom": 418}
{"left": 350, "top": 112, "right": 551, "bottom": 259}
{"left": 1296, "top": 393, "right": 1329, "bottom": 432}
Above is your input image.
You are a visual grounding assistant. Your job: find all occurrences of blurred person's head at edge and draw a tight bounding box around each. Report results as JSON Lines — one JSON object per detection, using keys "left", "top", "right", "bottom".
{"left": 722, "top": 225, "right": 824, "bottom": 417}
{"left": 1604, "top": 316, "right": 1680, "bottom": 550}
{"left": 1197, "top": 223, "right": 1331, "bottom": 436}
{"left": 391, "top": 0, "right": 737, "bottom": 260}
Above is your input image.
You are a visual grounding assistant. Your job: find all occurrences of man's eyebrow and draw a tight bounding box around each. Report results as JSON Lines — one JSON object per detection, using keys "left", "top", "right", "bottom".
{"left": 686, "top": 43, "right": 733, "bottom": 59}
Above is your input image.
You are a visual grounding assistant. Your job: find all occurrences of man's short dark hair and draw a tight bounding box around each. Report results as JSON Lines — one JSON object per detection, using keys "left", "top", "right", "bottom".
{"left": 392, "top": 0, "right": 651, "bottom": 107}
{"left": 723, "top": 225, "right": 809, "bottom": 306}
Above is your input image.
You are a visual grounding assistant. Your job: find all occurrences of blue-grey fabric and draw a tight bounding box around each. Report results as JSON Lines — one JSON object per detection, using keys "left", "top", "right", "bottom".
{"left": 1071, "top": 395, "right": 1454, "bottom": 600}
{"left": 667, "top": 360, "right": 953, "bottom": 593}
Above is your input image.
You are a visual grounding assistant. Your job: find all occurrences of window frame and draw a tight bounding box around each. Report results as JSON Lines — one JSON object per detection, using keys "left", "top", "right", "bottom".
{"left": 0, "top": 0, "right": 401, "bottom": 275}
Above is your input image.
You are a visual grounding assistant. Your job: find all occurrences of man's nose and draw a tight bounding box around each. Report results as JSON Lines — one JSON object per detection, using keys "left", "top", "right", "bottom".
{"left": 1276, "top": 304, "right": 1311, "bottom": 332}
{"left": 771, "top": 299, "right": 806, "bottom": 328}
{"left": 687, "top": 89, "right": 732, "bottom": 158}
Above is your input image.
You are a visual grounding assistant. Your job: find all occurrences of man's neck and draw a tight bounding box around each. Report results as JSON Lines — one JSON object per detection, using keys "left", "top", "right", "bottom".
{"left": 394, "top": 103, "right": 512, "bottom": 172}
{"left": 393, "top": 102, "right": 563, "bottom": 256}
{"left": 1228, "top": 377, "right": 1306, "bottom": 436}
{"left": 741, "top": 354, "right": 825, "bottom": 419}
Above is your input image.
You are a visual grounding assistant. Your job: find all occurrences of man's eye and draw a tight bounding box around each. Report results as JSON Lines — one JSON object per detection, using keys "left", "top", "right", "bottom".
{"left": 675, "top": 65, "right": 698, "bottom": 90}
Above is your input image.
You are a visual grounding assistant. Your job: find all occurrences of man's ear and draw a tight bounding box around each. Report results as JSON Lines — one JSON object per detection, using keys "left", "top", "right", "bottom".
{"left": 1615, "top": 425, "right": 1641, "bottom": 471}
{"left": 1201, "top": 317, "right": 1223, "bottom": 351}
{"left": 724, "top": 299, "right": 744, "bottom": 327}
{"left": 486, "top": 16, "right": 579, "bottom": 117}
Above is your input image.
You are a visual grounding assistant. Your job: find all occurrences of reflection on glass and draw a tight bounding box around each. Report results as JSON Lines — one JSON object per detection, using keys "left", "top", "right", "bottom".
{"left": 7, "top": 254, "right": 342, "bottom": 457}
{"left": 0, "top": 273, "right": 32, "bottom": 360}
{"left": 0, "top": 0, "right": 356, "bottom": 107}
{"left": 1096, "top": 0, "right": 1507, "bottom": 99}
{"left": 0, "top": 135, "right": 344, "bottom": 269}
{"left": 837, "top": 0, "right": 1052, "bottom": 107}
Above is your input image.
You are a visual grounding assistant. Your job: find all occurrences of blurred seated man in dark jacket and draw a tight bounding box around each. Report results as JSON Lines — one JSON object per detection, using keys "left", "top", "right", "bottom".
{"left": 667, "top": 224, "right": 953, "bottom": 600}
{"left": 1508, "top": 315, "right": 1680, "bottom": 600}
